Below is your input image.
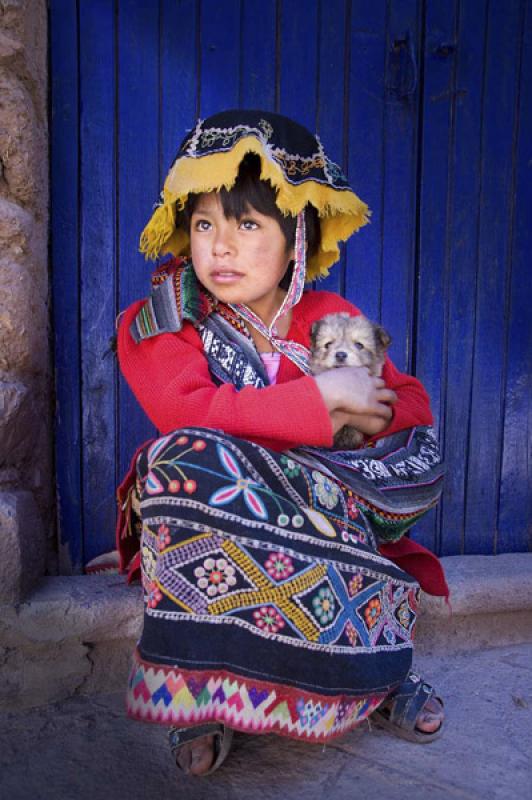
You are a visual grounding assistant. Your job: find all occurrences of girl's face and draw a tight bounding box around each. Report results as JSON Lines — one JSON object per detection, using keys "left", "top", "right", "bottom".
{"left": 190, "top": 193, "right": 294, "bottom": 324}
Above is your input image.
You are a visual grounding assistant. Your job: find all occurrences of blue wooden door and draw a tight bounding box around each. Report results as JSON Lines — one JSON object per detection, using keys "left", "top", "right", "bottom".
{"left": 50, "top": 0, "right": 531, "bottom": 572}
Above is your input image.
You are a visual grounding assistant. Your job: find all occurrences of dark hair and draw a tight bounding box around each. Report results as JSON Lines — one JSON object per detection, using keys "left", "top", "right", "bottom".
{"left": 178, "top": 153, "right": 321, "bottom": 260}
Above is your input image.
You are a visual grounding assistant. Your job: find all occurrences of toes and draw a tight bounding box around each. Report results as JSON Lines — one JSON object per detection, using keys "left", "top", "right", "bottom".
{"left": 416, "top": 698, "right": 444, "bottom": 733}
{"left": 177, "top": 734, "right": 215, "bottom": 776}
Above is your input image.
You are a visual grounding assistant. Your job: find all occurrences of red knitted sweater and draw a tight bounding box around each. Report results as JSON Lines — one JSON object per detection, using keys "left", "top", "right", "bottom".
{"left": 118, "top": 288, "right": 432, "bottom": 448}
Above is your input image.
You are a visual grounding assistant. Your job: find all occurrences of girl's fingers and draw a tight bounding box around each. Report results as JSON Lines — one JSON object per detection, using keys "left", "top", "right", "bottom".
{"left": 376, "top": 388, "right": 397, "bottom": 405}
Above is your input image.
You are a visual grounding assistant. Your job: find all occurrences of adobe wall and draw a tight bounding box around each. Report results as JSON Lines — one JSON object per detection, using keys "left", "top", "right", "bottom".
{"left": 0, "top": 0, "right": 52, "bottom": 601}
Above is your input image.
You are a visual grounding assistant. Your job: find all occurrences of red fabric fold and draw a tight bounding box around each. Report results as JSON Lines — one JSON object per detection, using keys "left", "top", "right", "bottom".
{"left": 379, "top": 538, "right": 449, "bottom": 599}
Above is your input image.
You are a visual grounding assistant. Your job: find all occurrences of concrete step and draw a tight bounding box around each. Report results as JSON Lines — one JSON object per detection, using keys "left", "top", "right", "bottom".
{"left": 1, "top": 554, "right": 531, "bottom": 711}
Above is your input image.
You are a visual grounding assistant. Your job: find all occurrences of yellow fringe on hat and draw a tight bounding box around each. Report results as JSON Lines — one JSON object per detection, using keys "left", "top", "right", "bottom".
{"left": 139, "top": 136, "right": 370, "bottom": 280}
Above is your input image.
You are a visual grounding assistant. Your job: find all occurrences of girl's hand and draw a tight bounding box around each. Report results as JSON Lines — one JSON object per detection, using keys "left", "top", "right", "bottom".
{"left": 314, "top": 366, "right": 397, "bottom": 419}
{"left": 329, "top": 409, "right": 393, "bottom": 437}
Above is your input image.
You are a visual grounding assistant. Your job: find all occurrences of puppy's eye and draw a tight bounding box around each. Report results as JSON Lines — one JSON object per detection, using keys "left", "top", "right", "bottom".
{"left": 354, "top": 341, "right": 364, "bottom": 350}
{"left": 323, "top": 341, "right": 333, "bottom": 350}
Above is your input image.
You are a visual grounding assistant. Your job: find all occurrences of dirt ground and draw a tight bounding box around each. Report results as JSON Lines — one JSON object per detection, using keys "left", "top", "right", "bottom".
{"left": 1, "top": 646, "right": 531, "bottom": 800}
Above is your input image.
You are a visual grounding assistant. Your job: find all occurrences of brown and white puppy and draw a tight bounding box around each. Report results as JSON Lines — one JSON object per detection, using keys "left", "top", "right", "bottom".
{"left": 309, "top": 312, "right": 392, "bottom": 449}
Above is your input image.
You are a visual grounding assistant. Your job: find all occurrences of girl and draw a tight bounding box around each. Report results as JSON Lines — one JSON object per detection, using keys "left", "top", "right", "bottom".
{"left": 116, "top": 110, "right": 447, "bottom": 777}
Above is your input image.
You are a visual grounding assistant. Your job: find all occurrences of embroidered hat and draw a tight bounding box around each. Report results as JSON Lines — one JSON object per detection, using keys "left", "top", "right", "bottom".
{"left": 139, "top": 110, "right": 370, "bottom": 281}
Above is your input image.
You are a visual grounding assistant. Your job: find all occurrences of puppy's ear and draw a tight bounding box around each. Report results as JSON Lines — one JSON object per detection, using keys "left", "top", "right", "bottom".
{"left": 310, "top": 320, "right": 321, "bottom": 349}
{"left": 374, "top": 324, "right": 392, "bottom": 350}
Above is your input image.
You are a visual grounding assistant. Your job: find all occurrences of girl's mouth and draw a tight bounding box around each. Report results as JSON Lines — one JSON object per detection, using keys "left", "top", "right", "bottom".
{"left": 210, "top": 270, "right": 244, "bottom": 284}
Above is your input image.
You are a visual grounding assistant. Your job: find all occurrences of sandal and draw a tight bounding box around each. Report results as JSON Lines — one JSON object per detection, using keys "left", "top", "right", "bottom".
{"left": 371, "top": 671, "right": 444, "bottom": 744}
{"left": 168, "top": 723, "right": 233, "bottom": 775}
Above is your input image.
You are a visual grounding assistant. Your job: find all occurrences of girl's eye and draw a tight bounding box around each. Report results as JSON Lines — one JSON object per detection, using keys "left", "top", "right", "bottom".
{"left": 194, "top": 219, "right": 212, "bottom": 231}
{"left": 239, "top": 219, "right": 259, "bottom": 231}
{"left": 354, "top": 341, "right": 364, "bottom": 350}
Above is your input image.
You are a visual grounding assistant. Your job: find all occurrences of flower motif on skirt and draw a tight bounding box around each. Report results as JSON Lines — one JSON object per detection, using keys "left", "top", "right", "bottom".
{"left": 347, "top": 496, "right": 360, "bottom": 519}
{"left": 253, "top": 605, "right": 285, "bottom": 634}
{"left": 312, "top": 471, "right": 341, "bottom": 510}
{"left": 209, "top": 444, "right": 268, "bottom": 520}
{"left": 347, "top": 573, "right": 364, "bottom": 597}
{"left": 345, "top": 621, "right": 358, "bottom": 647}
{"left": 312, "top": 587, "right": 336, "bottom": 625}
{"left": 280, "top": 455, "right": 301, "bottom": 478}
{"left": 364, "top": 597, "right": 382, "bottom": 629}
{"left": 156, "top": 523, "right": 172, "bottom": 551}
{"left": 194, "top": 557, "right": 237, "bottom": 597}
{"left": 264, "top": 552, "right": 294, "bottom": 581}
{"left": 147, "top": 581, "right": 163, "bottom": 609}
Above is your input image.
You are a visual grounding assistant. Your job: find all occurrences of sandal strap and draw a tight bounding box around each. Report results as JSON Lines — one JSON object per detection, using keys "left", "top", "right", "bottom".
{"left": 385, "top": 671, "right": 437, "bottom": 733}
{"left": 168, "top": 723, "right": 224, "bottom": 756}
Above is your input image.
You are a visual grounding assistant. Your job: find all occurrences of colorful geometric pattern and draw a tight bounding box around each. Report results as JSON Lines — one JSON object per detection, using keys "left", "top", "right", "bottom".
{"left": 127, "top": 653, "right": 387, "bottom": 743}
{"left": 121, "top": 427, "right": 429, "bottom": 742}
{"left": 142, "top": 526, "right": 418, "bottom": 653}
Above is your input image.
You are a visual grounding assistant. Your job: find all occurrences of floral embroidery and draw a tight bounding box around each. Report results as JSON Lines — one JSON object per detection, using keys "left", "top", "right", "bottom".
{"left": 168, "top": 479, "right": 181, "bottom": 493}
{"left": 364, "top": 598, "right": 382, "bottom": 629}
{"left": 292, "top": 514, "right": 304, "bottom": 528}
{"left": 156, "top": 524, "right": 171, "bottom": 551}
{"left": 209, "top": 444, "right": 268, "bottom": 520}
{"left": 277, "top": 513, "right": 290, "bottom": 527}
{"left": 312, "top": 587, "right": 336, "bottom": 625}
{"left": 194, "top": 557, "right": 237, "bottom": 597}
{"left": 183, "top": 479, "right": 197, "bottom": 494}
{"left": 147, "top": 581, "right": 163, "bottom": 609}
{"left": 265, "top": 552, "right": 294, "bottom": 581}
{"left": 253, "top": 605, "right": 285, "bottom": 634}
{"left": 280, "top": 455, "right": 301, "bottom": 478}
{"left": 192, "top": 439, "right": 207, "bottom": 451}
{"left": 345, "top": 621, "right": 358, "bottom": 646}
{"left": 348, "top": 574, "right": 364, "bottom": 597}
{"left": 312, "top": 471, "right": 340, "bottom": 510}
{"left": 347, "top": 496, "right": 359, "bottom": 519}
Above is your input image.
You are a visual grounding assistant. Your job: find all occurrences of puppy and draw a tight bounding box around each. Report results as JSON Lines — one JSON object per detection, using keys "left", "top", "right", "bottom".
{"left": 309, "top": 312, "right": 391, "bottom": 449}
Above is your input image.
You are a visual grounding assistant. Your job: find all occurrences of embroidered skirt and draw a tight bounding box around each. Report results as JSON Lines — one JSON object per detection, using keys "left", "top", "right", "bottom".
{"left": 124, "top": 427, "right": 437, "bottom": 743}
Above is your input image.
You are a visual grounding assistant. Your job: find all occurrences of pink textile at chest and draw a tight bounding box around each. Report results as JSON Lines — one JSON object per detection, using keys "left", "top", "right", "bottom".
{"left": 260, "top": 352, "right": 281, "bottom": 385}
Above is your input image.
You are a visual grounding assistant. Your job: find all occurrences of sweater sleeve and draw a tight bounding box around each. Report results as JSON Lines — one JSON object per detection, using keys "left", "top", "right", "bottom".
{"left": 378, "top": 356, "right": 433, "bottom": 436}
{"left": 117, "top": 301, "right": 334, "bottom": 450}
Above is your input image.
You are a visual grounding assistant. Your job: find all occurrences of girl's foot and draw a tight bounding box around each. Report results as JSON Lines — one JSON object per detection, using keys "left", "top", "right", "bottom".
{"left": 175, "top": 734, "right": 215, "bottom": 775}
{"left": 371, "top": 672, "right": 445, "bottom": 742}
{"left": 413, "top": 695, "right": 444, "bottom": 734}
{"left": 169, "top": 724, "right": 234, "bottom": 776}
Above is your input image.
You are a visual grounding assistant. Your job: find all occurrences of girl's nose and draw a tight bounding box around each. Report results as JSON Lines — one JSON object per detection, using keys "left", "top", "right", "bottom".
{"left": 212, "top": 224, "right": 235, "bottom": 256}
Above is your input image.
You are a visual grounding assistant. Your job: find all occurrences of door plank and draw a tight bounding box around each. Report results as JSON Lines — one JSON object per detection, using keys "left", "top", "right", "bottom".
{"left": 345, "top": 2, "right": 386, "bottom": 323}
{"left": 117, "top": 0, "right": 159, "bottom": 480}
{"left": 199, "top": 0, "right": 241, "bottom": 116}
{"left": 240, "top": 0, "right": 277, "bottom": 110}
{"left": 50, "top": 0, "right": 83, "bottom": 571}
{"left": 316, "top": 0, "right": 348, "bottom": 298}
{"left": 79, "top": 0, "right": 118, "bottom": 563}
{"left": 439, "top": 0, "right": 486, "bottom": 556}
{"left": 497, "top": 0, "right": 532, "bottom": 553}
{"left": 416, "top": 0, "right": 460, "bottom": 553}
{"left": 464, "top": 0, "right": 522, "bottom": 553}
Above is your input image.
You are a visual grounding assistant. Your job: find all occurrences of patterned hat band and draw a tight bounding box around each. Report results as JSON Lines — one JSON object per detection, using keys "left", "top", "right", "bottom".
{"left": 139, "top": 110, "right": 370, "bottom": 281}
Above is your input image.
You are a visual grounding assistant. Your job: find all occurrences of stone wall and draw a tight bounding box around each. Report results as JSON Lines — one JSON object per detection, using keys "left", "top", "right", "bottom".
{"left": 0, "top": 0, "right": 51, "bottom": 601}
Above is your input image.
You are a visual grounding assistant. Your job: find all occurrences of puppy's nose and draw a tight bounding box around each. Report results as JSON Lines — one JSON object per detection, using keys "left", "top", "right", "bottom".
{"left": 335, "top": 351, "right": 348, "bottom": 363}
